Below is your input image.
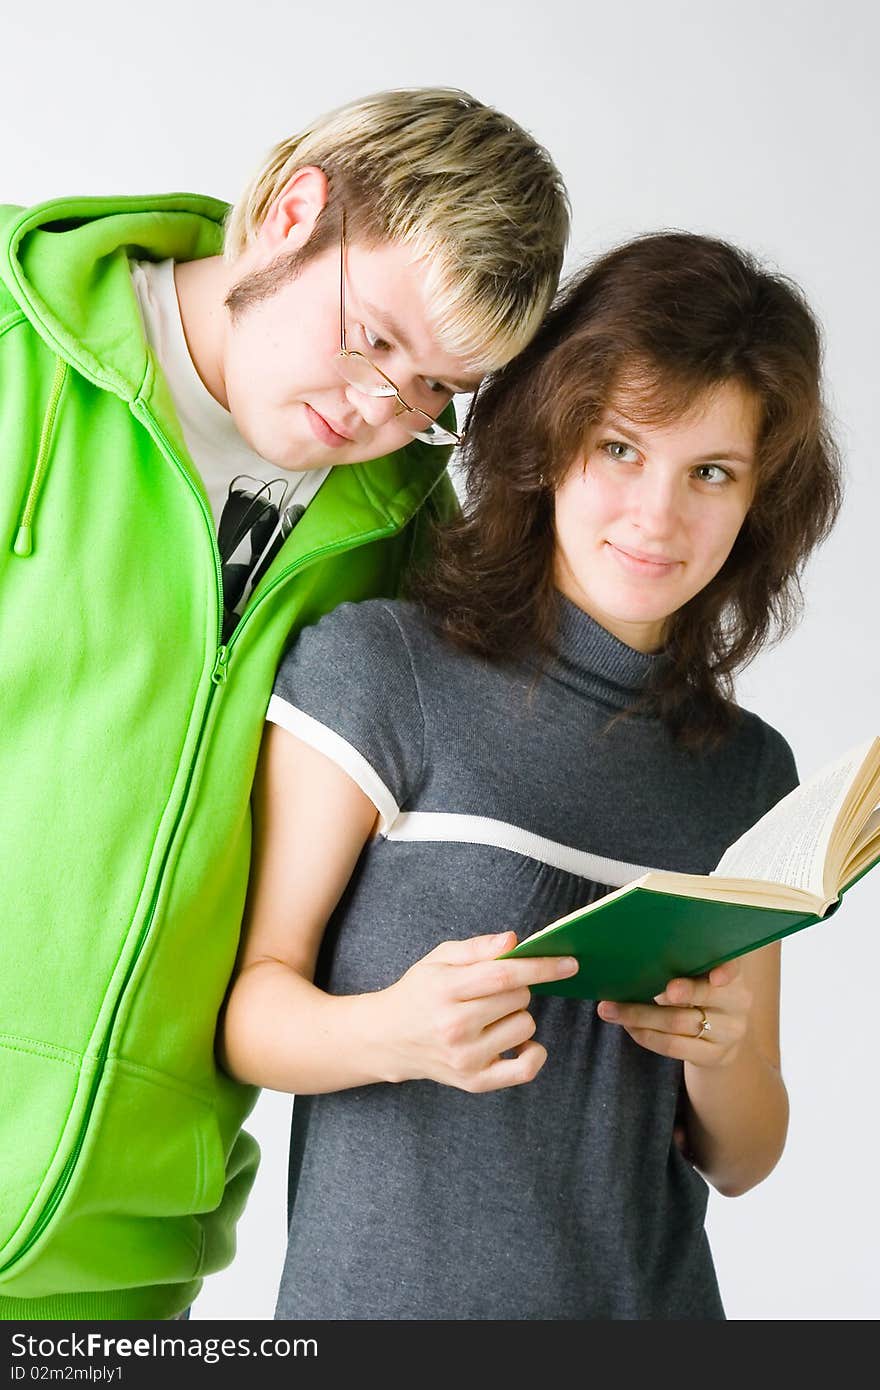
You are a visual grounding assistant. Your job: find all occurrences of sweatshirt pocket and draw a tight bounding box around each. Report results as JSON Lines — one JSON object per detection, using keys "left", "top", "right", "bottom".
{"left": 0, "top": 1055, "right": 225, "bottom": 1298}
{"left": 0, "top": 1036, "right": 94, "bottom": 1273}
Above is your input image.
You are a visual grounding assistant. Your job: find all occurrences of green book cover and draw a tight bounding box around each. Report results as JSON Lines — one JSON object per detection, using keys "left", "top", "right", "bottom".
{"left": 504, "top": 735, "right": 880, "bottom": 1004}
{"left": 503, "top": 887, "right": 841, "bottom": 1003}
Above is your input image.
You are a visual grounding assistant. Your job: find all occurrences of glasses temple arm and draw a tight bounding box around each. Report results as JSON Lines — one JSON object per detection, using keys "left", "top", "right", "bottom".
{"left": 339, "top": 209, "right": 348, "bottom": 353}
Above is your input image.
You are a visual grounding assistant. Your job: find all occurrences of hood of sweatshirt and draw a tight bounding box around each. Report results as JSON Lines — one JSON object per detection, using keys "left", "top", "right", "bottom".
{"left": 0, "top": 192, "right": 227, "bottom": 402}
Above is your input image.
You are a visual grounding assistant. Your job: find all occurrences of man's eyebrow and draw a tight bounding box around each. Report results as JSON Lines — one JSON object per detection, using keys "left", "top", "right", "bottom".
{"left": 359, "top": 297, "right": 481, "bottom": 394}
{"left": 601, "top": 412, "right": 754, "bottom": 465}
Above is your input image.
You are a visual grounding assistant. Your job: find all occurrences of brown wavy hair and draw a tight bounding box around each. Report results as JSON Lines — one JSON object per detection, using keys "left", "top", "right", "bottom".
{"left": 413, "top": 231, "right": 843, "bottom": 744}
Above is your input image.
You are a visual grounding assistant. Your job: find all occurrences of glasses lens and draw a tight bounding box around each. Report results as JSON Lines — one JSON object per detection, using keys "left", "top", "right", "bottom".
{"left": 409, "top": 420, "right": 460, "bottom": 446}
{"left": 336, "top": 352, "right": 397, "bottom": 398}
{"left": 336, "top": 354, "right": 459, "bottom": 446}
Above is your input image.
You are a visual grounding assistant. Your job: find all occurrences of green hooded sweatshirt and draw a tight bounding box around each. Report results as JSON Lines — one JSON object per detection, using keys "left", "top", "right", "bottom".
{"left": 0, "top": 193, "right": 457, "bottom": 1320}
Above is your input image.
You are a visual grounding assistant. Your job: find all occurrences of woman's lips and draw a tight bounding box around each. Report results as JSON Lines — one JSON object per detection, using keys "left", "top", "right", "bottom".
{"left": 305, "top": 404, "right": 355, "bottom": 449}
{"left": 606, "top": 542, "right": 681, "bottom": 577}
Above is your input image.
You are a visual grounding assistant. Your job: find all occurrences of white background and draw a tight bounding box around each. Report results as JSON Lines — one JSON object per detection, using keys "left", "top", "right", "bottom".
{"left": 5, "top": 0, "right": 877, "bottom": 1321}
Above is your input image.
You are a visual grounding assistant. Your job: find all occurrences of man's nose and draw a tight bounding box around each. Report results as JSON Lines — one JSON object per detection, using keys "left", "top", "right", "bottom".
{"left": 345, "top": 385, "right": 404, "bottom": 430}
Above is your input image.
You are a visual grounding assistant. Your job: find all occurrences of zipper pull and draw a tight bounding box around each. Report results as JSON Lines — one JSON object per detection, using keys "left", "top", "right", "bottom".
{"left": 211, "top": 645, "right": 230, "bottom": 685}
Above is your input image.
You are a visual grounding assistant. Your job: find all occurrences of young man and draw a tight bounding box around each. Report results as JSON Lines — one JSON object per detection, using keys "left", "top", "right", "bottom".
{"left": 0, "top": 87, "right": 569, "bottom": 1320}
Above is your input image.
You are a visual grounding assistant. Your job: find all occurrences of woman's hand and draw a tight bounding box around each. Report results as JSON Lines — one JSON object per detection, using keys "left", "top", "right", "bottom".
{"left": 598, "top": 949, "right": 787, "bottom": 1195}
{"left": 596, "top": 958, "right": 752, "bottom": 1068}
{"left": 379, "top": 930, "right": 578, "bottom": 1092}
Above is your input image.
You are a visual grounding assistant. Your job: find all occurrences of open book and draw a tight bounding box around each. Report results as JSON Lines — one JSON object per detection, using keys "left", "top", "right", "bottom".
{"left": 503, "top": 735, "right": 880, "bottom": 1002}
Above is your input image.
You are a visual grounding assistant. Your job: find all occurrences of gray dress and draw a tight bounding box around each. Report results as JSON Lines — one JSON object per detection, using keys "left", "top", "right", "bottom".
{"left": 267, "top": 596, "right": 798, "bottom": 1320}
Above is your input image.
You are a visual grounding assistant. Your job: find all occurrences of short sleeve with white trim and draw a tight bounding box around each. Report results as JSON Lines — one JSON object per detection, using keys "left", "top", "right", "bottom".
{"left": 267, "top": 599, "right": 424, "bottom": 833}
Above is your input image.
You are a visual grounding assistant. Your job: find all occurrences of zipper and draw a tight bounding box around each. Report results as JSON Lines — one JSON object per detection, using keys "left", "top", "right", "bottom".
{"left": 13, "top": 356, "right": 68, "bottom": 556}
{"left": 211, "top": 645, "right": 229, "bottom": 685}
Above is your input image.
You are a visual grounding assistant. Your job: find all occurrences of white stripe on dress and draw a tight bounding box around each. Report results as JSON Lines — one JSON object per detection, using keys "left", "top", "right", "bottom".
{"left": 265, "top": 701, "right": 653, "bottom": 886}
{"left": 386, "top": 812, "right": 651, "bottom": 887}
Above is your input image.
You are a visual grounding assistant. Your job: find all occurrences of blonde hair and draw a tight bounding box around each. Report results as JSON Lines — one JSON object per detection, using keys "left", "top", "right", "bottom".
{"left": 224, "top": 87, "right": 570, "bottom": 372}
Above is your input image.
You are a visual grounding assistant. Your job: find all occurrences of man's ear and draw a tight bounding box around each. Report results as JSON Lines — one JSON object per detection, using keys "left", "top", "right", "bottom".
{"left": 257, "top": 165, "right": 329, "bottom": 254}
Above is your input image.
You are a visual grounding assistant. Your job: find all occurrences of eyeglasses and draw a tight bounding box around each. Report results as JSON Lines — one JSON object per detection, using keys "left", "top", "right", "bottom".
{"left": 334, "top": 210, "right": 463, "bottom": 447}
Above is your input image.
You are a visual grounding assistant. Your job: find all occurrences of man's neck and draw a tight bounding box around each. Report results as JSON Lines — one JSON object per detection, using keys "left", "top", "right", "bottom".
{"left": 173, "top": 256, "right": 232, "bottom": 411}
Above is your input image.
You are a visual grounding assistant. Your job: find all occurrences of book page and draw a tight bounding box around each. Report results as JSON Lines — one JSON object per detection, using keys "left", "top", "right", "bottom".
{"left": 841, "top": 805, "right": 880, "bottom": 886}
{"left": 854, "top": 805, "right": 880, "bottom": 847}
{"left": 712, "top": 741, "right": 874, "bottom": 897}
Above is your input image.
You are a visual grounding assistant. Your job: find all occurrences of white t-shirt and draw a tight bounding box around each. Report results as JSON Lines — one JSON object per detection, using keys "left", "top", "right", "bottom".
{"left": 130, "top": 257, "right": 329, "bottom": 623}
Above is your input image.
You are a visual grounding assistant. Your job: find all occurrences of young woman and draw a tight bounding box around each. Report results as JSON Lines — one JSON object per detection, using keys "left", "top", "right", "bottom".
{"left": 219, "top": 231, "right": 842, "bottom": 1320}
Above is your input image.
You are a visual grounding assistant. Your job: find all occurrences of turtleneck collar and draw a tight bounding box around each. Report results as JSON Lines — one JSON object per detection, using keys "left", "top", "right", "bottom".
{"left": 537, "top": 592, "right": 666, "bottom": 710}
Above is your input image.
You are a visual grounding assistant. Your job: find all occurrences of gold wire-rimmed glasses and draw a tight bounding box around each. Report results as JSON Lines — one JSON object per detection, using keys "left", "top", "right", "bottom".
{"left": 334, "top": 211, "right": 463, "bottom": 447}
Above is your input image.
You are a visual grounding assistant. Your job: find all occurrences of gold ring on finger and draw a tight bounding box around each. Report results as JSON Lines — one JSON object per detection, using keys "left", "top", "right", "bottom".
{"left": 694, "top": 1005, "right": 712, "bottom": 1039}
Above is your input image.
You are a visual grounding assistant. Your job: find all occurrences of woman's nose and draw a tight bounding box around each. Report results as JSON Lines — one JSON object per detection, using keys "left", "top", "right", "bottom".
{"left": 632, "top": 474, "right": 680, "bottom": 535}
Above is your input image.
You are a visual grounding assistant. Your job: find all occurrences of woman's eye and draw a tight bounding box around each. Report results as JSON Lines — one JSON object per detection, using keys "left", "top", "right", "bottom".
{"left": 693, "top": 463, "right": 732, "bottom": 485}
{"left": 602, "top": 440, "right": 639, "bottom": 462}
{"left": 362, "top": 326, "right": 392, "bottom": 353}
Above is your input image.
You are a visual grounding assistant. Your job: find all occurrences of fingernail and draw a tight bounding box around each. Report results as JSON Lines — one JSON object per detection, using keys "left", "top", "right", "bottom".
{"left": 599, "top": 1002, "right": 619, "bottom": 1020}
{"left": 556, "top": 956, "right": 578, "bottom": 975}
